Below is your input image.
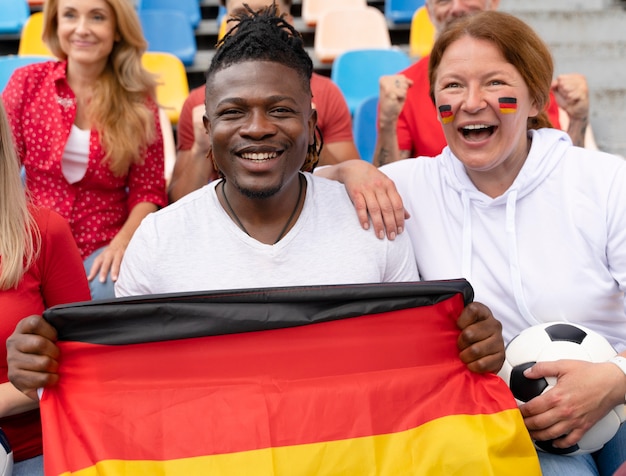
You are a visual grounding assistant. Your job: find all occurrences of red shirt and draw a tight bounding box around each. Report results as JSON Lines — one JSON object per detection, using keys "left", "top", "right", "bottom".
{"left": 0, "top": 207, "right": 91, "bottom": 462}
{"left": 177, "top": 73, "right": 354, "bottom": 151}
{"left": 2, "top": 61, "right": 168, "bottom": 259}
{"left": 397, "top": 56, "right": 562, "bottom": 157}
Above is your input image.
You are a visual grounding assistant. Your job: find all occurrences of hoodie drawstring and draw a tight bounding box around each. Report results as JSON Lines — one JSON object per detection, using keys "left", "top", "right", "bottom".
{"left": 461, "top": 190, "right": 473, "bottom": 282}
{"left": 505, "top": 190, "right": 536, "bottom": 324}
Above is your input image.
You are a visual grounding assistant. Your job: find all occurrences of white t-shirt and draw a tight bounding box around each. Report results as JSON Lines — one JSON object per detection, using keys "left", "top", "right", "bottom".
{"left": 116, "top": 173, "right": 419, "bottom": 296}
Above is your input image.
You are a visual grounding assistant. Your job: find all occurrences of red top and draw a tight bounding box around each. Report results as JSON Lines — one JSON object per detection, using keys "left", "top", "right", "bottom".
{"left": 396, "top": 55, "right": 562, "bottom": 158}
{"left": 177, "top": 73, "right": 354, "bottom": 151}
{"left": 2, "top": 61, "right": 168, "bottom": 259}
{"left": 0, "top": 207, "right": 91, "bottom": 462}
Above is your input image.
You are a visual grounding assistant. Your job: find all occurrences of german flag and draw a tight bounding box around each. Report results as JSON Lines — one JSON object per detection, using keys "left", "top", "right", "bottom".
{"left": 439, "top": 104, "right": 455, "bottom": 124}
{"left": 40, "top": 281, "right": 540, "bottom": 476}
{"left": 499, "top": 97, "right": 518, "bottom": 114}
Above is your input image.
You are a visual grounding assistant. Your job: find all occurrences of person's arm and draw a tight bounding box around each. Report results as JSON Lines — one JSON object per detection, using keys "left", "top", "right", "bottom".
{"left": 0, "top": 382, "right": 39, "bottom": 417}
{"left": 318, "top": 140, "right": 361, "bottom": 165}
{"left": 168, "top": 105, "right": 217, "bottom": 202}
{"left": 551, "top": 73, "right": 591, "bottom": 148}
{"left": 373, "top": 75, "right": 413, "bottom": 167}
{"left": 159, "top": 107, "right": 177, "bottom": 186}
{"left": 87, "top": 202, "right": 158, "bottom": 285}
{"left": 7, "top": 315, "right": 60, "bottom": 401}
{"left": 311, "top": 77, "right": 361, "bottom": 166}
{"left": 88, "top": 103, "right": 167, "bottom": 285}
{"left": 315, "top": 160, "right": 407, "bottom": 239}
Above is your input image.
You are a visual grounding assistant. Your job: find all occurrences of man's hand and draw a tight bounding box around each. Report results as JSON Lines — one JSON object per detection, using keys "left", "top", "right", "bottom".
{"left": 456, "top": 302, "right": 505, "bottom": 374}
{"left": 6, "top": 315, "right": 60, "bottom": 401}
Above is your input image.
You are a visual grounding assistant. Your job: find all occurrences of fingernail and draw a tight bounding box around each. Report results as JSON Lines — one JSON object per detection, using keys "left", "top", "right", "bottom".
{"left": 398, "top": 226, "right": 403, "bottom": 234}
{"left": 378, "top": 230, "right": 385, "bottom": 240}
{"left": 389, "top": 231, "right": 396, "bottom": 240}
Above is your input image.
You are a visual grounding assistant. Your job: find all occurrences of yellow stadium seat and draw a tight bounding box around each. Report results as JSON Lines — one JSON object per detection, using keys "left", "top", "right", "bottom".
{"left": 18, "top": 12, "right": 55, "bottom": 57}
{"left": 141, "top": 51, "right": 190, "bottom": 125}
{"left": 314, "top": 7, "right": 391, "bottom": 63}
{"left": 409, "top": 6, "right": 435, "bottom": 58}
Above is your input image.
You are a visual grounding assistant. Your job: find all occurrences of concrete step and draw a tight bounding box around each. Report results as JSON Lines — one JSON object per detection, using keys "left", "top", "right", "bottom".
{"left": 589, "top": 88, "right": 626, "bottom": 157}
{"left": 498, "top": 3, "right": 626, "bottom": 157}
{"left": 500, "top": 0, "right": 614, "bottom": 12}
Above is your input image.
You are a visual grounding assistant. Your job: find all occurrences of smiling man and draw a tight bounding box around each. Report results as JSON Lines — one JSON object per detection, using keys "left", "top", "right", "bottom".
{"left": 167, "top": 0, "right": 360, "bottom": 203}
{"left": 114, "top": 5, "right": 423, "bottom": 295}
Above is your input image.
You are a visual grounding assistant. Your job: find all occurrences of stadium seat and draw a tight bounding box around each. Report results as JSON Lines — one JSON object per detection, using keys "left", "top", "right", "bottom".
{"left": 314, "top": 7, "right": 391, "bottom": 63}
{"left": 139, "top": 0, "right": 201, "bottom": 29}
{"left": 385, "top": 0, "right": 425, "bottom": 25}
{"left": 301, "top": 0, "right": 367, "bottom": 27}
{"left": 141, "top": 51, "right": 190, "bottom": 125}
{"left": 139, "top": 9, "right": 197, "bottom": 66}
{"left": 409, "top": 6, "right": 435, "bottom": 58}
{"left": 331, "top": 48, "right": 411, "bottom": 116}
{"left": 18, "top": 12, "right": 55, "bottom": 57}
{"left": 0, "top": 0, "right": 30, "bottom": 35}
{"left": 0, "top": 55, "right": 50, "bottom": 91}
{"left": 352, "top": 95, "right": 379, "bottom": 163}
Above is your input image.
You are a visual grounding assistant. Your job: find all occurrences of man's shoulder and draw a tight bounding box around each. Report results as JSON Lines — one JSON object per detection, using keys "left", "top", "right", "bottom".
{"left": 151, "top": 184, "right": 217, "bottom": 222}
{"left": 311, "top": 72, "right": 341, "bottom": 96}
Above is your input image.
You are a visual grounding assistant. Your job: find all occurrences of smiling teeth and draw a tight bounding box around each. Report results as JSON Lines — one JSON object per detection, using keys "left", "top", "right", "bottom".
{"left": 462, "top": 124, "right": 490, "bottom": 131}
{"left": 241, "top": 152, "right": 277, "bottom": 160}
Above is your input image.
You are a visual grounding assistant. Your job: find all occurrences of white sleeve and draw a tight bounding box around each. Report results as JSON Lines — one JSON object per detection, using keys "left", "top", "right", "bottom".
{"left": 114, "top": 216, "right": 157, "bottom": 297}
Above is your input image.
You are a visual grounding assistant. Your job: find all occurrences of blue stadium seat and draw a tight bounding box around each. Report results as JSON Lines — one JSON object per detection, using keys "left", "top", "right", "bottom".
{"left": 0, "top": 0, "right": 30, "bottom": 34}
{"left": 0, "top": 55, "right": 50, "bottom": 91}
{"left": 352, "top": 95, "right": 379, "bottom": 163}
{"left": 385, "top": 0, "right": 425, "bottom": 25}
{"left": 139, "top": 9, "right": 197, "bottom": 66}
{"left": 139, "top": 0, "right": 201, "bottom": 28}
{"left": 331, "top": 48, "right": 411, "bottom": 115}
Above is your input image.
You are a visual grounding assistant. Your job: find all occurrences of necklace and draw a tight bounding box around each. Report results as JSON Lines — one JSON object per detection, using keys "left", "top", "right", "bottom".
{"left": 220, "top": 174, "right": 304, "bottom": 244}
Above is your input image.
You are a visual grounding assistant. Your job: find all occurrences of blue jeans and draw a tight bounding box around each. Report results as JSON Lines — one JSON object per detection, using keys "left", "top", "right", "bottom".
{"left": 83, "top": 246, "right": 116, "bottom": 301}
{"left": 14, "top": 455, "right": 43, "bottom": 476}
{"left": 538, "top": 423, "right": 626, "bottom": 476}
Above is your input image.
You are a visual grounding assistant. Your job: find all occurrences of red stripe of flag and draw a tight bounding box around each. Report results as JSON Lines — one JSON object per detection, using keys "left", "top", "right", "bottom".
{"left": 41, "top": 295, "right": 519, "bottom": 474}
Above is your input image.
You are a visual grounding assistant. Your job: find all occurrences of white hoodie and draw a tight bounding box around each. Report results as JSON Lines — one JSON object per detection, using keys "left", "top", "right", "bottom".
{"left": 383, "top": 128, "right": 626, "bottom": 351}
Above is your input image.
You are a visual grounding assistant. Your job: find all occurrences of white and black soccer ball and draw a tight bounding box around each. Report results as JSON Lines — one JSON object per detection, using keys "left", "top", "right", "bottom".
{"left": 498, "top": 322, "right": 626, "bottom": 455}
{"left": 0, "top": 428, "right": 13, "bottom": 476}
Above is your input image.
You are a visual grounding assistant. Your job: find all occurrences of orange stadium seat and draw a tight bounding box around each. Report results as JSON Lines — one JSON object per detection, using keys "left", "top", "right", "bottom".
{"left": 314, "top": 7, "right": 391, "bottom": 63}
{"left": 301, "top": 0, "right": 367, "bottom": 27}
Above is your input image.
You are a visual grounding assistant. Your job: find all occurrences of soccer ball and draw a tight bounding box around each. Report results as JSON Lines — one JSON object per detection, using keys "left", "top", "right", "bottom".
{"left": 498, "top": 322, "right": 626, "bottom": 455}
{"left": 0, "top": 428, "right": 13, "bottom": 475}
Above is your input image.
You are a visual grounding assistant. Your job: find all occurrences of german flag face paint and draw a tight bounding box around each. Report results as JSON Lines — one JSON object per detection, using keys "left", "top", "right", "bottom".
{"left": 499, "top": 97, "right": 518, "bottom": 114}
{"left": 439, "top": 105, "right": 454, "bottom": 124}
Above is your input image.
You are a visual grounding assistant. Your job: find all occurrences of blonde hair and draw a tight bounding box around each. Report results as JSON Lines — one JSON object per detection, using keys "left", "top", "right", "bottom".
{"left": 0, "top": 99, "right": 39, "bottom": 290}
{"left": 42, "top": 0, "right": 158, "bottom": 176}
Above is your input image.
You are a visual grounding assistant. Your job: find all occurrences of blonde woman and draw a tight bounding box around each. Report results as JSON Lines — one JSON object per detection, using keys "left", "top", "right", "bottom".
{"left": 0, "top": 98, "right": 90, "bottom": 474}
{"left": 2, "top": 0, "right": 168, "bottom": 299}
